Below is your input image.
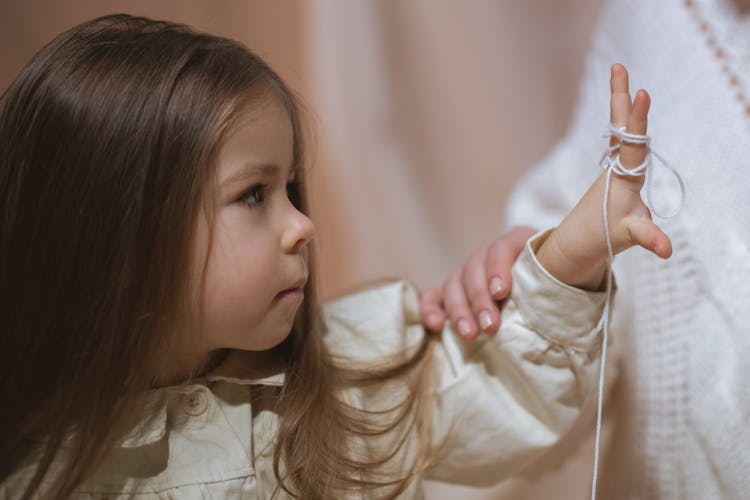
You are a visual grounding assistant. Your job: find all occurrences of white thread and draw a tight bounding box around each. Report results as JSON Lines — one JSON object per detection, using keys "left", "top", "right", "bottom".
{"left": 599, "top": 124, "right": 686, "bottom": 218}
{"left": 590, "top": 124, "right": 684, "bottom": 500}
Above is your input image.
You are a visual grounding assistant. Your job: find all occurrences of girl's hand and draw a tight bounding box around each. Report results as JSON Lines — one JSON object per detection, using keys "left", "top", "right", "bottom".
{"left": 419, "top": 64, "right": 673, "bottom": 339}
{"left": 535, "top": 63, "right": 673, "bottom": 290}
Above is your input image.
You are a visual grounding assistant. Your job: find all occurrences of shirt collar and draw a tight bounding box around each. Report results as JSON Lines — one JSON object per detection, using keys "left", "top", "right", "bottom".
{"left": 202, "top": 349, "right": 286, "bottom": 387}
{"left": 118, "top": 349, "right": 286, "bottom": 448}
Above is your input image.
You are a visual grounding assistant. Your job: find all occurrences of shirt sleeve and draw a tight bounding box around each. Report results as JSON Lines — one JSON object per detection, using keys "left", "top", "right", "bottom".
{"left": 321, "top": 228, "right": 611, "bottom": 487}
{"left": 424, "top": 227, "right": 608, "bottom": 486}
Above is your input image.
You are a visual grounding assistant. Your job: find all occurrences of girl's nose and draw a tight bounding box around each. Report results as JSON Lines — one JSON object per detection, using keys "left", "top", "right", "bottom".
{"left": 281, "top": 205, "right": 315, "bottom": 254}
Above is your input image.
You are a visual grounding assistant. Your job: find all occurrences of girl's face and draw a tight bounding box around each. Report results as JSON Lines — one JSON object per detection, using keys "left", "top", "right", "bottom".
{"left": 193, "top": 96, "right": 314, "bottom": 355}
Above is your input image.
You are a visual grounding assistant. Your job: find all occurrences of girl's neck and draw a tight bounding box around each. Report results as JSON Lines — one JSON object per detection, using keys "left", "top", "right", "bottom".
{"left": 152, "top": 348, "right": 230, "bottom": 388}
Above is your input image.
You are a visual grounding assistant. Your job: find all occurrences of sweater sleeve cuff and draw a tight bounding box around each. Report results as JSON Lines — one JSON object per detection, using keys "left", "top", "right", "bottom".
{"left": 511, "top": 228, "right": 611, "bottom": 350}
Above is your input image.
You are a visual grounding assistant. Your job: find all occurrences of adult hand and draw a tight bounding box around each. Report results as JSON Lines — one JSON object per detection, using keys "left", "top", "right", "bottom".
{"left": 420, "top": 225, "right": 537, "bottom": 340}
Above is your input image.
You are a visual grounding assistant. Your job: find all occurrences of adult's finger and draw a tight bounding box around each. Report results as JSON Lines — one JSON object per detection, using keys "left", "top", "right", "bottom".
{"left": 484, "top": 225, "right": 537, "bottom": 302}
{"left": 460, "top": 244, "right": 501, "bottom": 336}
{"left": 419, "top": 286, "right": 447, "bottom": 332}
{"left": 443, "top": 271, "right": 478, "bottom": 339}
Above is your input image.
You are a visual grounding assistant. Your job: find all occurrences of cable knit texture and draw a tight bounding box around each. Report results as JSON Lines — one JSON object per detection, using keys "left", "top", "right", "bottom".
{"left": 505, "top": 0, "right": 750, "bottom": 498}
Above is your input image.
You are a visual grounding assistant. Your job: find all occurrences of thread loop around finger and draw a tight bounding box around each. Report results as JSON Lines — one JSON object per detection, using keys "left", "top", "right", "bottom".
{"left": 598, "top": 125, "right": 686, "bottom": 219}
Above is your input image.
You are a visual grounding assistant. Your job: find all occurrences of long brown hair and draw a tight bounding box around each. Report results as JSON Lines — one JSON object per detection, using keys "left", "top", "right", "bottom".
{"left": 0, "top": 14, "right": 434, "bottom": 499}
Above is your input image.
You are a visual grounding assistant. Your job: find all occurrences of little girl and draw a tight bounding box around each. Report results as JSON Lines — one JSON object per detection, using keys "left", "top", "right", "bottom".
{"left": 0, "top": 14, "right": 670, "bottom": 500}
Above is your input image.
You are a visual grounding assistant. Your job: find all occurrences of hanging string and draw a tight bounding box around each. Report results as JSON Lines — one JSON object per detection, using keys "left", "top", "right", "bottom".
{"left": 590, "top": 124, "right": 685, "bottom": 500}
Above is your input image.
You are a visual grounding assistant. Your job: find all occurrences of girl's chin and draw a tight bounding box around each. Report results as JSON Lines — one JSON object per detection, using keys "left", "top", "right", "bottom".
{"left": 240, "top": 324, "right": 294, "bottom": 352}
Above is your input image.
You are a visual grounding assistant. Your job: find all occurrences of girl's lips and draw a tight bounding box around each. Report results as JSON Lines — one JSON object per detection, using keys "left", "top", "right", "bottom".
{"left": 275, "top": 287, "right": 304, "bottom": 303}
{"left": 275, "top": 275, "right": 308, "bottom": 302}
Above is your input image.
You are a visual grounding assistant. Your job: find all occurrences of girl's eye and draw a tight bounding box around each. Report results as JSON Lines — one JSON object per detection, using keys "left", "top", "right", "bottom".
{"left": 240, "top": 184, "right": 267, "bottom": 208}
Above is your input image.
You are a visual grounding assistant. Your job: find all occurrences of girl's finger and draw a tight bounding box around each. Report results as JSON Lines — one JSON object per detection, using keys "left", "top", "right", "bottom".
{"left": 419, "top": 286, "right": 447, "bottom": 332}
{"left": 624, "top": 214, "right": 672, "bottom": 259}
{"left": 610, "top": 64, "right": 631, "bottom": 125}
{"left": 610, "top": 64, "right": 631, "bottom": 150}
{"left": 619, "top": 89, "right": 650, "bottom": 170}
{"left": 442, "top": 271, "right": 478, "bottom": 339}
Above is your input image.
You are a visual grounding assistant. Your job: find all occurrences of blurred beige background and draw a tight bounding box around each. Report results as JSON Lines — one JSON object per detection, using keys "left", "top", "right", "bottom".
{"left": 0, "top": 1, "right": 603, "bottom": 498}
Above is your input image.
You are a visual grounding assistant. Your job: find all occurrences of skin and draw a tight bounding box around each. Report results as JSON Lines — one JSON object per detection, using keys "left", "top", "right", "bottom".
{"left": 163, "top": 96, "right": 314, "bottom": 382}
{"left": 420, "top": 64, "right": 672, "bottom": 340}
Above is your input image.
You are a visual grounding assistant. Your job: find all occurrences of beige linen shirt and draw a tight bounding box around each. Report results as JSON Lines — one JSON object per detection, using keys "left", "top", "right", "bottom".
{"left": 4, "top": 230, "right": 609, "bottom": 498}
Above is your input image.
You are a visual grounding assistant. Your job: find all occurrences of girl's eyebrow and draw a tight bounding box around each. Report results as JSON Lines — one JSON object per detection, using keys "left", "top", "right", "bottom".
{"left": 221, "top": 162, "right": 280, "bottom": 187}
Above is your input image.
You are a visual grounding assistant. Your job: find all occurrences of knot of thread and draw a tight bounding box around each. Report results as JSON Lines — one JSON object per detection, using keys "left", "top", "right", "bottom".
{"left": 599, "top": 124, "right": 686, "bottom": 218}
{"left": 590, "top": 124, "right": 684, "bottom": 500}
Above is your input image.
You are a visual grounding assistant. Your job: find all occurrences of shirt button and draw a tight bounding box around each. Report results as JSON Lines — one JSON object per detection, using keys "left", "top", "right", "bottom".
{"left": 181, "top": 389, "right": 208, "bottom": 416}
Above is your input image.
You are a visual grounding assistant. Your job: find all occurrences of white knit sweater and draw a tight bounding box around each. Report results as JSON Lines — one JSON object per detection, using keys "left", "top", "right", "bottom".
{"left": 505, "top": 0, "right": 750, "bottom": 498}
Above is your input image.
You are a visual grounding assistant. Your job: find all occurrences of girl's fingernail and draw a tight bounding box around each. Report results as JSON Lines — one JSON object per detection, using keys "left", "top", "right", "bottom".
{"left": 457, "top": 319, "right": 472, "bottom": 337}
{"left": 479, "top": 310, "right": 492, "bottom": 330}
{"left": 490, "top": 276, "right": 503, "bottom": 295}
{"left": 428, "top": 313, "right": 440, "bottom": 327}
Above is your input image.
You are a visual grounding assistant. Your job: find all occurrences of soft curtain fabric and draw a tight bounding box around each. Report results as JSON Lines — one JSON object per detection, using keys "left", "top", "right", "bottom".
{"left": 304, "top": 1, "right": 602, "bottom": 299}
